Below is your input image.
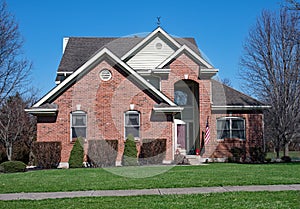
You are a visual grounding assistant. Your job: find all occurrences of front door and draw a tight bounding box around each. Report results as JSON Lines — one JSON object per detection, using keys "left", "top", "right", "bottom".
{"left": 174, "top": 119, "right": 186, "bottom": 154}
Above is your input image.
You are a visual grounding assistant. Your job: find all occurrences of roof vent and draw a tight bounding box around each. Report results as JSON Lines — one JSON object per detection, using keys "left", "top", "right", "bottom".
{"left": 99, "top": 69, "right": 112, "bottom": 81}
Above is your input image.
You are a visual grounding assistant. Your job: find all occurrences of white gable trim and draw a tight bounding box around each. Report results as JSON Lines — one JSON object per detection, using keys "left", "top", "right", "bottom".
{"left": 33, "top": 48, "right": 176, "bottom": 108}
{"left": 212, "top": 105, "right": 272, "bottom": 111}
{"left": 157, "top": 45, "right": 214, "bottom": 69}
{"left": 121, "top": 27, "right": 181, "bottom": 61}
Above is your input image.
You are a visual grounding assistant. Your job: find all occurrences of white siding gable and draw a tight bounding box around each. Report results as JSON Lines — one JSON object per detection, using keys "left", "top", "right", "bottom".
{"left": 126, "top": 35, "right": 176, "bottom": 70}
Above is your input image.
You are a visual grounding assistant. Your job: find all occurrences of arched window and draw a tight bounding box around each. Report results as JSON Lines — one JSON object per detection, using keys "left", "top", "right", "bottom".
{"left": 124, "top": 111, "right": 140, "bottom": 139}
{"left": 217, "top": 117, "right": 245, "bottom": 140}
{"left": 71, "top": 111, "right": 87, "bottom": 142}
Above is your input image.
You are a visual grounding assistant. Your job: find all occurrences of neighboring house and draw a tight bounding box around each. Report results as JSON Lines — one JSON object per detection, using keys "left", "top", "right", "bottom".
{"left": 26, "top": 27, "right": 269, "bottom": 168}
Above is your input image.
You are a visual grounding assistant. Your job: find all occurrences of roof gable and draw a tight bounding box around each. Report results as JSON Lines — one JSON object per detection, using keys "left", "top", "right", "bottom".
{"left": 34, "top": 48, "right": 177, "bottom": 108}
{"left": 126, "top": 34, "right": 177, "bottom": 70}
{"left": 121, "top": 27, "right": 181, "bottom": 61}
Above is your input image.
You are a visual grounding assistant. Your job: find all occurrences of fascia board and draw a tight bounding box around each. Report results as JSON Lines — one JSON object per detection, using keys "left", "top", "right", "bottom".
{"left": 212, "top": 105, "right": 272, "bottom": 111}
{"left": 24, "top": 108, "right": 58, "bottom": 116}
{"left": 121, "top": 27, "right": 181, "bottom": 61}
{"left": 153, "top": 106, "right": 184, "bottom": 113}
{"left": 157, "top": 45, "right": 214, "bottom": 69}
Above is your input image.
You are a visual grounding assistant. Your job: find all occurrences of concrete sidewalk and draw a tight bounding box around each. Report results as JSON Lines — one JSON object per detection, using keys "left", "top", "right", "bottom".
{"left": 0, "top": 184, "right": 299, "bottom": 200}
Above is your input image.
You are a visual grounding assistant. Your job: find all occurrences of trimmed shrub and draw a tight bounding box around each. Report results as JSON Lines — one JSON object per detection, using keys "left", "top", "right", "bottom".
{"left": 138, "top": 139, "right": 166, "bottom": 165}
{"left": 33, "top": 141, "right": 61, "bottom": 169}
{"left": 229, "top": 147, "right": 245, "bottom": 163}
{"left": 281, "top": 156, "right": 292, "bottom": 162}
{"left": 69, "top": 138, "right": 84, "bottom": 168}
{"left": 249, "top": 146, "right": 266, "bottom": 163}
{"left": 88, "top": 140, "right": 118, "bottom": 167}
{"left": 123, "top": 134, "right": 138, "bottom": 166}
{"left": 0, "top": 161, "right": 26, "bottom": 173}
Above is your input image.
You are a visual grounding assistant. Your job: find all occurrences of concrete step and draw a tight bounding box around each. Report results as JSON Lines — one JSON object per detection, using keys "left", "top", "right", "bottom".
{"left": 186, "top": 155, "right": 209, "bottom": 165}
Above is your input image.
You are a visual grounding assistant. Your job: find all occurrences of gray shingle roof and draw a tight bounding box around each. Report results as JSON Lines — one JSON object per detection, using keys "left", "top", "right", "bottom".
{"left": 55, "top": 36, "right": 202, "bottom": 81}
{"left": 211, "top": 79, "right": 264, "bottom": 106}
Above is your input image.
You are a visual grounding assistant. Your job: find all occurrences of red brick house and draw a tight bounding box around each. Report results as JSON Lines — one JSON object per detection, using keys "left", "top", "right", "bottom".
{"left": 26, "top": 27, "right": 269, "bottom": 168}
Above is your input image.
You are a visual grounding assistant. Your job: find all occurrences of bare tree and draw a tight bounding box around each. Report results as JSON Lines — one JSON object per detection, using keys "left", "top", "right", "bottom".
{"left": 240, "top": 8, "right": 300, "bottom": 158}
{"left": 284, "top": 0, "right": 300, "bottom": 10}
{"left": 213, "top": 76, "right": 233, "bottom": 87}
{"left": 0, "top": 1, "right": 31, "bottom": 105}
{"left": 0, "top": 93, "right": 36, "bottom": 161}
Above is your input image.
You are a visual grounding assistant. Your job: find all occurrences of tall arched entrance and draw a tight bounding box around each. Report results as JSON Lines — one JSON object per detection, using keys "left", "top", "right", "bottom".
{"left": 174, "top": 80, "right": 200, "bottom": 154}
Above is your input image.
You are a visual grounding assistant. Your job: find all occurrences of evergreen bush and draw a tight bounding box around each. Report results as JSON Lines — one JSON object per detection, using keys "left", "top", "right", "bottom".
{"left": 0, "top": 161, "right": 26, "bottom": 173}
{"left": 123, "top": 134, "right": 138, "bottom": 166}
{"left": 69, "top": 138, "right": 84, "bottom": 168}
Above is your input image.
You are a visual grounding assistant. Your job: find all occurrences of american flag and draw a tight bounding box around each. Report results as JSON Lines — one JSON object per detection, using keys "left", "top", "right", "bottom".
{"left": 204, "top": 117, "right": 210, "bottom": 145}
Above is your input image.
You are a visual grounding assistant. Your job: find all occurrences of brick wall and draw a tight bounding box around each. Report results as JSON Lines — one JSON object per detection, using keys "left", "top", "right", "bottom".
{"left": 205, "top": 112, "right": 264, "bottom": 159}
{"left": 37, "top": 59, "right": 172, "bottom": 163}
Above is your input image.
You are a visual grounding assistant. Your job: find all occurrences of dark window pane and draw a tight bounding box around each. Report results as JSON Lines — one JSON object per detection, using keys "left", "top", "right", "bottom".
{"left": 72, "top": 127, "right": 86, "bottom": 139}
{"left": 217, "top": 130, "right": 230, "bottom": 139}
{"left": 125, "top": 127, "right": 139, "bottom": 138}
{"left": 232, "top": 119, "right": 244, "bottom": 130}
{"left": 232, "top": 130, "right": 245, "bottom": 139}
{"left": 217, "top": 119, "right": 230, "bottom": 130}
{"left": 125, "top": 113, "right": 139, "bottom": 126}
{"left": 72, "top": 114, "right": 86, "bottom": 126}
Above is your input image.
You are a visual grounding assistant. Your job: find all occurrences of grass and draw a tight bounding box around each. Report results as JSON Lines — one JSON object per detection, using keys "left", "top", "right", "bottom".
{"left": 266, "top": 151, "right": 300, "bottom": 160}
{"left": 0, "top": 163, "right": 299, "bottom": 194}
{"left": 0, "top": 191, "right": 299, "bottom": 209}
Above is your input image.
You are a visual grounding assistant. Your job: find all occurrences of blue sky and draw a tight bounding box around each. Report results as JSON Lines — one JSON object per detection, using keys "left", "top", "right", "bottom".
{"left": 6, "top": 0, "right": 281, "bottom": 96}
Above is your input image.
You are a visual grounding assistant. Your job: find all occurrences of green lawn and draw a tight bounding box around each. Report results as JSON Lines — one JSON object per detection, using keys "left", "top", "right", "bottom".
{"left": 0, "top": 163, "right": 299, "bottom": 194}
{"left": 0, "top": 191, "right": 299, "bottom": 209}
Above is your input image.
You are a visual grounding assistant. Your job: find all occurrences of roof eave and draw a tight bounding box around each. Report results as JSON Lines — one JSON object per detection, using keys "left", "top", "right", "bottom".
{"left": 25, "top": 108, "right": 58, "bottom": 116}
{"left": 153, "top": 106, "right": 184, "bottom": 113}
{"left": 211, "top": 105, "right": 271, "bottom": 111}
{"left": 199, "top": 69, "right": 219, "bottom": 79}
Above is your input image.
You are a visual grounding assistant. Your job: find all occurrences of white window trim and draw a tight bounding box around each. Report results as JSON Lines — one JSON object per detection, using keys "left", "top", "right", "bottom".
{"left": 124, "top": 110, "right": 140, "bottom": 140}
{"left": 216, "top": 117, "right": 245, "bottom": 140}
{"left": 70, "top": 111, "right": 87, "bottom": 142}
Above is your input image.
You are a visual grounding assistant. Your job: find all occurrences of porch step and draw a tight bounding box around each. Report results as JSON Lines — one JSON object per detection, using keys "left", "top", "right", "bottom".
{"left": 186, "top": 155, "right": 208, "bottom": 165}
{"left": 176, "top": 145, "right": 187, "bottom": 155}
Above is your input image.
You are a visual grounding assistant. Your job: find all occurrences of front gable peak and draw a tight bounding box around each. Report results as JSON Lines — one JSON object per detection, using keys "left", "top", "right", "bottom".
{"left": 121, "top": 27, "right": 181, "bottom": 62}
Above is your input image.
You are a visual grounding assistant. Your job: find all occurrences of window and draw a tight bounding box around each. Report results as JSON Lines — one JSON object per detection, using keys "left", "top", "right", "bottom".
{"left": 174, "top": 90, "right": 188, "bottom": 106}
{"left": 217, "top": 117, "right": 245, "bottom": 140}
{"left": 71, "top": 111, "right": 87, "bottom": 142}
{"left": 124, "top": 111, "right": 140, "bottom": 138}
